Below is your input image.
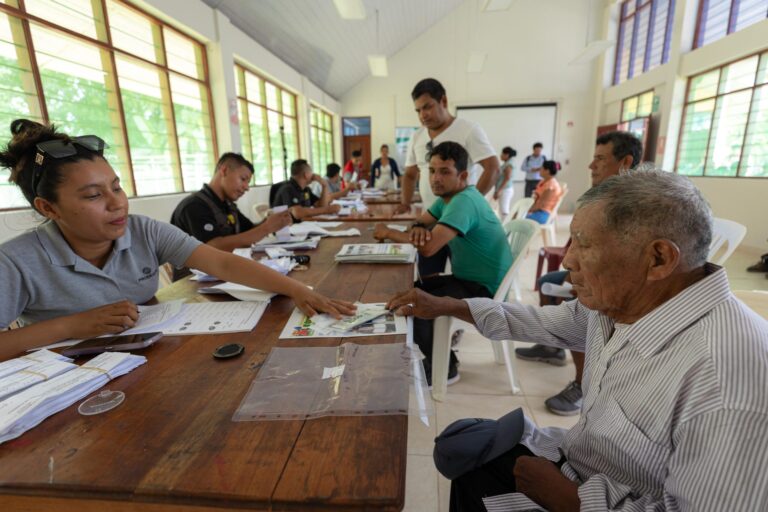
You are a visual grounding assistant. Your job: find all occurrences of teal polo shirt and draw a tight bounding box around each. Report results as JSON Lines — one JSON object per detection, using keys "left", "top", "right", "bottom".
{"left": 0, "top": 215, "right": 201, "bottom": 328}
{"left": 428, "top": 186, "right": 512, "bottom": 295}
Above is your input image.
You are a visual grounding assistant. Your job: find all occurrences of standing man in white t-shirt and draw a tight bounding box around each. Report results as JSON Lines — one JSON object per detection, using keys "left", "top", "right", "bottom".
{"left": 397, "top": 78, "right": 499, "bottom": 277}
{"left": 398, "top": 78, "right": 499, "bottom": 213}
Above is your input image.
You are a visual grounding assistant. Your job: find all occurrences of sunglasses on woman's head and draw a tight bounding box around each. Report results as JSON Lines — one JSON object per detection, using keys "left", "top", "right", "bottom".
{"left": 32, "top": 135, "right": 107, "bottom": 197}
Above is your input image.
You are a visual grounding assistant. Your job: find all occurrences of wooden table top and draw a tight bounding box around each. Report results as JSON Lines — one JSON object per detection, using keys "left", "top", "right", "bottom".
{"left": 314, "top": 203, "right": 422, "bottom": 222}
{"left": 0, "top": 222, "right": 415, "bottom": 511}
{"left": 362, "top": 192, "right": 422, "bottom": 205}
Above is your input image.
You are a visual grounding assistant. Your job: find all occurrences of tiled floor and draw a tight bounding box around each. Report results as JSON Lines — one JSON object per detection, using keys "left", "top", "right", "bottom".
{"left": 403, "top": 215, "right": 768, "bottom": 512}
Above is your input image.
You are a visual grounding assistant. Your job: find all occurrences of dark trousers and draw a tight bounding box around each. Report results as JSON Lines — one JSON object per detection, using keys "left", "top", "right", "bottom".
{"left": 418, "top": 245, "right": 451, "bottom": 277}
{"left": 524, "top": 179, "right": 540, "bottom": 198}
{"left": 450, "top": 444, "right": 535, "bottom": 512}
{"left": 414, "top": 275, "right": 492, "bottom": 368}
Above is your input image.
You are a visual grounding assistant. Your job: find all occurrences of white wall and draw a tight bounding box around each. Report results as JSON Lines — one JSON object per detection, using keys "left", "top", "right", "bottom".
{"left": 0, "top": 0, "right": 340, "bottom": 243}
{"left": 596, "top": 0, "right": 768, "bottom": 249}
{"left": 340, "top": 0, "right": 601, "bottom": 214}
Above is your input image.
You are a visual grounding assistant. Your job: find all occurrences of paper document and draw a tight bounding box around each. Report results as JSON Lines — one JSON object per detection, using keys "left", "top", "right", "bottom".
{"left": 0, "top": 350, "right": 72, "bottom": 379}
{"left": 0, "top": 352, "right": 146, "bottom": 443}
{"left": 279, "top": 303, "right": 407, "bottom": 339}
{"left": 335, "top": 243, "right": 416, "bottom": 264}
{"left": 206, "top": 282, "right": 276, "bottom": 302}
{"left": 289, "top": 222, "right": 361, "bottom": 238}
{"left": 0, "top": 359, "right": 77, "bottom": 401}
{"left": 252, "top": 236, "right": 320, "bottom": 252}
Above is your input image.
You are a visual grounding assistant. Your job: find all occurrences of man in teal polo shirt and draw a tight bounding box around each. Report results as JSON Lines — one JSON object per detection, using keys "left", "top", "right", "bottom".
{"left": 374, "top": 141, "right": 512, "bottom": 385}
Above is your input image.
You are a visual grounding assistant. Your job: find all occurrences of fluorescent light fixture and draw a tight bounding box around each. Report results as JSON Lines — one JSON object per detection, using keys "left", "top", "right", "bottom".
{"left": 333, "top": 0, "right": 366, "bottom": 20}
{"left": 482, "top": 0, "right": 514, "bottom": 11}
{"left": 467, "top": 51, "right": 487, "bottom": 73}
{"left": 569, "top": 40, "right": 614, "bottom": 65}
{"left": 368, "top": 55, "right": 388, "bottom": 77}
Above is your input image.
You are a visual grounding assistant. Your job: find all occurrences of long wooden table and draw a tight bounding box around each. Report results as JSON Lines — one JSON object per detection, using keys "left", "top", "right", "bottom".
{"left": 0, "top": 222, "right": 414, "bottom": 511}
{"left": 316, "top": 203, "right": 422, "bottom": 222}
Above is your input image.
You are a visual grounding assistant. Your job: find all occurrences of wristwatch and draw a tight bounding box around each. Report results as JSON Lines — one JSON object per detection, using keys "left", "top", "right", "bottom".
{"left": 411, "top": 222, "right": 427, "bottom": 229}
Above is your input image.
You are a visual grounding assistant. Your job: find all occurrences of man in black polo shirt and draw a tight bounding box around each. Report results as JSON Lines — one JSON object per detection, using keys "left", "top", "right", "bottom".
{"left": 273, "top": 159, "right": 340, "bottom": 220}
{"left": 171, "top": 152, "right": 292, "bottom": 253}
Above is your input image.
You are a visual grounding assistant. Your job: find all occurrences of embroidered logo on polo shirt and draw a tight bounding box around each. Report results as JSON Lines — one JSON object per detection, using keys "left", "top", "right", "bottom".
{"left": 142, "top": 267, "right": 151, "bottom": 275}
{"left": 137, "top": 267, "right": 158, "bottom": 283}
{"left": 204, "top": 223, "right": 214, "bottom": 231}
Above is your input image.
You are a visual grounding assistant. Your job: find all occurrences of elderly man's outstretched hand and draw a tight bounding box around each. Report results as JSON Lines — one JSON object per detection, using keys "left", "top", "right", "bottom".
{"left": 387, "top": 289, "right": 448, "bottom": 319}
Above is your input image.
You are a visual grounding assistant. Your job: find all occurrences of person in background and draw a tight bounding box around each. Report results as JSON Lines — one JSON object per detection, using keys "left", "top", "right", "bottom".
{"left": 273, "top": 159, "right": 340, "bottom": 220}
{"left": 343, "top": 150, "right": 363, "bottom": 186}
{"left": 325, "top": 163, "right": 352, "bottom": 200}
{"left": 521, "top": 142, "right": 546, "bottom": 198}
{"left": 170, "top": 153, "right": 292, "bottom": 278}
{"left": 373, "top": 142, "right": 511, "bottom": 385}
{"left": 518, "top": 131, "right": 643, "bottom": 417}
{"left": 493, "top": 146, "right": 516, "bottom": 220}
{"left": 525, "top": 160, "right": 562, "bottom": 224}
{"left": 398, "top": 78, "right": 499, "bottom": 278}
{"left": 0, "top": 120, "right": 355, "bottom": 360}
{"left": 371, "top": 144, "right": 400, "bottom": 190}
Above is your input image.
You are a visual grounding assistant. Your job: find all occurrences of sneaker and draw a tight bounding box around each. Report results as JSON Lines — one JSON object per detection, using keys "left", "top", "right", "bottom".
{"left": 514, "top": 344, "right": 567, "bottom": 366}
{"left": 545, "top": 381, "right": 583, "bottom": 416}
{"left": 424, "top": 360, "right": 461, "bottom": 388}
{"left": 451, "top": 329, "right": 465, "bottom": 348}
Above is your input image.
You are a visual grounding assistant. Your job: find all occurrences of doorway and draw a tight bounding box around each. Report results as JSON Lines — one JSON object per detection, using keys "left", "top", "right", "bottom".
{"left": 342, "top": 117, "right": 372, "bottom": 181}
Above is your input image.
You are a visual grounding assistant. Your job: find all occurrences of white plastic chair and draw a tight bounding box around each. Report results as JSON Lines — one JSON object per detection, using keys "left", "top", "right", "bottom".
{"left": 708, "top": 217, "right": 746, "bottom": 265}
{"left": 431, "top": 219, "right": 540, "bottom": 401}
{"left": 251, "top": 202, "right": 269, "bottom": 223}
{"left": 540, "top": 187, "right": 568, "bottom": 247}
{"left": 507, "top": 197, "right": 534, "bottom": 221}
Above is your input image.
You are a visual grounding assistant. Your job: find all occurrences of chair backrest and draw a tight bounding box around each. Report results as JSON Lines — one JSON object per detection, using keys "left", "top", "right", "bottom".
{"left": 269, "top": 181, "right": 286, "bottom": 207}
{"left": 251, "top": 202, "right": 269, "bottom": 223}
{"left": 708, "top": 217, "right": 747, "bottom": 265}
{"left": 507, "top": 198, "right": 534, "bottom": 223}
{"left": 542, "top": 187, "right": 569, "bottom": 227}
{"left": 495, "top": 219, "right": 540, "bottom": 301}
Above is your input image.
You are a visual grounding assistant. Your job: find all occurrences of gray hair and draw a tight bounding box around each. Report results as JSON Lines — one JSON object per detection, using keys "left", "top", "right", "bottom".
{"left": 577, "top": 169, "right": 712, "bottom": 268}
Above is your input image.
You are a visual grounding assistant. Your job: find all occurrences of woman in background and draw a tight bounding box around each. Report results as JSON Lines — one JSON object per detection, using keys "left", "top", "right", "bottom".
{"left": 526, "top": 160, "right": 562, "bottom": 225}
{"left": 371, "top": 144, "right": 400, "bottom": 190}
{"left": 493, "top": 146, "right": 516, "bottom": 219}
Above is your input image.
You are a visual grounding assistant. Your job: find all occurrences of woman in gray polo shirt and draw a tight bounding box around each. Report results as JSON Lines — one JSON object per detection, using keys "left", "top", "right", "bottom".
{"left": 0, "top": 119, "right": 354, "bottom": 359}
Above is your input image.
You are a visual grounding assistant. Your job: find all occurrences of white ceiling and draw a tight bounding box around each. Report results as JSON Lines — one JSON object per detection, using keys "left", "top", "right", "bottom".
{"left": 201, "top": 0, "right": 464, "bottom": 99}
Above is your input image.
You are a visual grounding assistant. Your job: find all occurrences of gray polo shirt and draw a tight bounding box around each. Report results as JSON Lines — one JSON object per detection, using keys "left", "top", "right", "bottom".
{"left": 0, "top": 214, "right": 201, "bottom": 328}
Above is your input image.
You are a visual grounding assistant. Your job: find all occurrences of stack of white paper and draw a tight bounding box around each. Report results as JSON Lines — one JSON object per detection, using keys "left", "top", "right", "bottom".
{"left": 0, "top": 350, "right": 71, "bottom": 379}
{"left": 251, "top": 235, "right": 321, "bottom": 252}
{"left": 331, "top": 198, "right": 368, "bottom": 213}
{"left": 289, "top": 222, "right": 360, "bottom": 238}
{"left": 362, "top": 189, "right": 386, "bottom": 197}
{"left": 335, "top": 243, "right": 417, "bottom": 264}
{"left": 206, "top": 282, "right": 277, "bottom": 302}
{"left": 0, "top": 359, "right": 78, "bottom": 401}
{"left": 0, "top": 352, "right": 146, "bottom": 443}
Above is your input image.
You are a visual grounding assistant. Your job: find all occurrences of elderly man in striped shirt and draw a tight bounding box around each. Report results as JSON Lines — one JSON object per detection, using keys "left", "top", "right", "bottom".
{"left": 389, "top": 170, "right": 768, "bottom": 511}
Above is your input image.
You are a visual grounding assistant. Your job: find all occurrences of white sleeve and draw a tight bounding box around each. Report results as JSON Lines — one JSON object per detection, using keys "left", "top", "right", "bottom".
{"left": 465, "top": 123, "right": 497, "bottom": 163}
{"left": 405, "top": 132, "right": 418, "bottom": 167}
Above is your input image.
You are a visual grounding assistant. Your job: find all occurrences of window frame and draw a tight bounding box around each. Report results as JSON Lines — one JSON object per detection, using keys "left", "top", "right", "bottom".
{"left": 621, "top": 89, "right": 656, "bottom": 122}
{"left": 0, "top": 0, "right": 217, "bottom": 211}
{"left": 309, "top": 103, "right": 334, "bottom": 176}
{"left": 613, "top": 0, "right": 676, "bottom": 85}
{"left": 693, "top": 0, "right": 768, "bottom": 49}
{"left": 674, "top": 50, "right": 767, "bottom": 179}
{"left": 234, "top": 62, "right": 299, "bottom": 186}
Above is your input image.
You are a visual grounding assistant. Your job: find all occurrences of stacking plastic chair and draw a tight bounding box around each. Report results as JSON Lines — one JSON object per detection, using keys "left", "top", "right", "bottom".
{"left": 708, "top": 217, "right": 747, "bottom": 265}
{"left": 430, "top": 219, "right": 539, "bottom": 401}
{"left": 539, "top": 187, "right": 568, "bottom": 246}
{"left": 507, "top": 197, "right": 534, "bottom": 221}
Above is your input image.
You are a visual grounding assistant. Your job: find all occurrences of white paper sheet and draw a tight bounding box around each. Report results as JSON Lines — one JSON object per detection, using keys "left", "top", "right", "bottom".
{"left": 279, "top": 303, "right": 407, "bottom": 339}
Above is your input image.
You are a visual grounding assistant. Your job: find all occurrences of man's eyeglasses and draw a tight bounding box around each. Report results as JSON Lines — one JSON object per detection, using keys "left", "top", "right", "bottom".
{"left": 425, "top": 139, "right": 434, "bottom": 162}
{"left": 32, "top": 136, "right": 107, "bottom": 197}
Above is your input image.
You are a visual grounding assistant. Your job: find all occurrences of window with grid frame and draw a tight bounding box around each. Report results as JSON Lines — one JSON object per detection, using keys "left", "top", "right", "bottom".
{"left": 235, "top": 63, "right": 298, "bottom": 186}
{"left": 0, "top": 0, "right": 216, "bottom": 210}
{"left": 694, "top": 0, "right": 768, "bottom": 49}
{"left": 310, "top": 105, "right": 334, "bottom": 176}
{"left": 613, "top": 0, "right": 676, "bottom": 85}
{"left": 621, "top": 90, "right": 656, "bottom": 121}
{"left": 676, "top": 51, "right": 768, "bottom": 178}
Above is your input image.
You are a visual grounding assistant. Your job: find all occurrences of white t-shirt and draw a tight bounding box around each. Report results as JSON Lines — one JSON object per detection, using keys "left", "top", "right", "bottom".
{"left": 405, "top": 117, "right": 496, "bottom": 207}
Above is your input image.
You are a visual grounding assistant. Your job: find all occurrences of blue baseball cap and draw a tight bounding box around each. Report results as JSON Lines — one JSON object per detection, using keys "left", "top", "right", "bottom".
{"left": 433, "top": 408, "right": 525, "bottom": 480}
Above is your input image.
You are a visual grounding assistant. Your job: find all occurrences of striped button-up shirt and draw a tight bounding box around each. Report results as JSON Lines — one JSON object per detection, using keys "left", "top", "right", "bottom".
{"left": 465, "top": 265, "right": 768, "bottom": 511}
